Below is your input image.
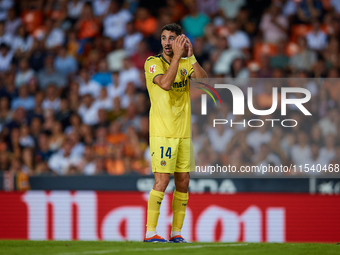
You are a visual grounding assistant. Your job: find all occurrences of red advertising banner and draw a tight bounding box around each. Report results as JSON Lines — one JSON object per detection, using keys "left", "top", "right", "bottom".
{"left": 0, "top": 191, "right": 339, "bottom": 242}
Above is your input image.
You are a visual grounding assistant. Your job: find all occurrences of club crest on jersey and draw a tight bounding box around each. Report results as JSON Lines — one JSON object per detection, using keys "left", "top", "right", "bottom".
{"left": 160, "top": 160, "right": 166, "bottom": 166}
{"left": 180, "top": 68, "right": 187, "bottom": 76}
{"left": 149, "top": 64, "right": 156, "bottom": 73}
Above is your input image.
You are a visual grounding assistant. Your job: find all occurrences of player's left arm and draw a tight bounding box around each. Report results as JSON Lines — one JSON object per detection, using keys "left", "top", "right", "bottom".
{"left": 184, "top": 35, "right": 208, "bottom": 79}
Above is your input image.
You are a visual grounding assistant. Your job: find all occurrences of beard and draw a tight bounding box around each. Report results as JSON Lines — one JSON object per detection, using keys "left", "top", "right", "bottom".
{"left": 163, "top": 45, "right": 173, "bottom": 56}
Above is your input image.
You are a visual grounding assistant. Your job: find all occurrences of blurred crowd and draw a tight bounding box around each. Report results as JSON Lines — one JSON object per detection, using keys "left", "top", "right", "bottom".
{"left": 0, "top": 0, "right": 340, "bottom": 177}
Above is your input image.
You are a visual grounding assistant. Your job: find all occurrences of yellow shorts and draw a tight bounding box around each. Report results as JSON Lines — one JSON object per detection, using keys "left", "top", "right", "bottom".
{"left": 150, "top": 137, "right": 195, "bottom": 173}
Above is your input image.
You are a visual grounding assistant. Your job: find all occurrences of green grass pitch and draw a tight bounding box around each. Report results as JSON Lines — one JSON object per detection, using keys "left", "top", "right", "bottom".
{"left": 0, "top": 241, "right": 339, "bottom": 255}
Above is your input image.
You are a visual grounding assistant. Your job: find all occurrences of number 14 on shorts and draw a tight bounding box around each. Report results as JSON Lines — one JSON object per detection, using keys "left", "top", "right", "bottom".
{"left": 160, "top": 146, "right": 171, "bottom": 159}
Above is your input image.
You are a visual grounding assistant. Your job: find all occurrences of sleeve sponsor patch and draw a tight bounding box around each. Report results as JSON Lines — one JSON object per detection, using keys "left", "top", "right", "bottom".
{"left": 149, "top": 64, "right": 156, "bottom": 73}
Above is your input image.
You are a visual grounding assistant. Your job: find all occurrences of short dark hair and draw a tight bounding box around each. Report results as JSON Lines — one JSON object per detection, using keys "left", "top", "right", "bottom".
{"left": 161, "top": 23, "right": 182, "bottom": 36}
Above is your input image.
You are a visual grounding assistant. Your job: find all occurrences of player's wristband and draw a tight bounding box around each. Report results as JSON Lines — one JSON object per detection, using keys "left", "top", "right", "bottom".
{"left": 189, "top": 54, "right": 197, "bottom": 65}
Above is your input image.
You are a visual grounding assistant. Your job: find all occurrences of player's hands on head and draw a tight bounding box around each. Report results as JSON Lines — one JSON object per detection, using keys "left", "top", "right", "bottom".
{"left": 183, "top": 35, "right": 193, "bottom": 57}
{"left": 173, "top": 35, "right": 186, "bottom": 59}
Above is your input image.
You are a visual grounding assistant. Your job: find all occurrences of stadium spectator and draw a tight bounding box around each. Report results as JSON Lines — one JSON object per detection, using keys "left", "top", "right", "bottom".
{"left": 131, "top": 39, "right": 154, "bottom": 70}
{"left": 107, "top": 71, "right": 124, "bottom": 99}
{"left": 226, "top": 19, "right": 250, "bottom": 50}
{"left": 291, "top": 131, "right": 312, "bottom": 166}
{"left": 15, "top": 58, "right": 35, "bottom": 88}
{"left": 5, "top": 7, "right": 21, "bottom": 36}
{"left": 0, "top": 21, "right": 12, "bottom": 45}
{"left": 107, "top": 37, "right": 127, "bottom": 71}
{"left": 12, "top": 25, "right": 34, "bottom": 58}
{"left": 43, "top": 18, "right": 65, "bottom": 49}
{"left": 38, "top": 55, "right": 66, "bottom": 89}
{"left": 218, "top": 0, "right": 245, "bottom": 19}
{"left": 207, "top": 124, "right": 234, "bottom": 153}
{"left": 11, "top": 85, "right": 35, "bottom": 111}
{"left": 42, "top": 84, "right": 60, "bottom": 112}
{"left": 103, "top": 0, "right": 132, "bottom": 40}
{"left": 75, "top": 3, "right": 100, "bottom": 41}
{"left": 306, "top": 19, "right": 327, "bottom": 50}
{"left": 124, "top": 21, "right": 143, "bottom": 56}
{"left": 270, "top": 39, "right": 289, "bottom": 70}
{"left": 54, "top": 46, "right": 78, "bottom": 77}
{"left": 78, "top": 94, "right": 100, "bottom": 126}
{"left": 94, "top": 87, "right": 112, "bottom": 110}
{"left": 48, "top": 139, "right": 81, "bottom": 175}
{"left": 290, "top": 36, "right": 317, "bottom": 71}
{"left": 92, "top": 59, "right": 111, "bottom": 87}
{"left": 120, "top": 57, "right": 141, "bottom": 90}
{"left": 305, "top": 143, "right": 328, "bottom": 174}
{"left": 246, "top": 123, "right": 272, "bottom": 153}
{"left": 0, "top": 43, "right": 13, "bottom": 72}
{"left": 296, "top": 0, "right": 323, "bottom": 23}
{"left": 35, "top": 132, "right": 53, "bottom": 163}
{"left": 67, "top": 0, "right": 84, "bottom": 22}
{"left": 260, "top": 2, "right": 288, "bottom": 43}
{"left": 92, "top": 0, "right": 111, "bottom": 17}
{"left": 182, "top": 0, "right": 209, "bottom": 38}
{"left": 134, "top": 7, "right": 157, "bottom": 37}
{"left": 79, "top": 145, "right": 96, "bottom": 175}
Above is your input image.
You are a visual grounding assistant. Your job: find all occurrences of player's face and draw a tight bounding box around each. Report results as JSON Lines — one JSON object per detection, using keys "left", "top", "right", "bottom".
{"left": 161, "top": 30, "right": 178, "bottom": 56}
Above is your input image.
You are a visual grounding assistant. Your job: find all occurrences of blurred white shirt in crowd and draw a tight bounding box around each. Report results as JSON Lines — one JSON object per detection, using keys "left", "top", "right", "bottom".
{"left": 93, "top": 97, "right": 112, "bottom": 110}
{"left": 306, "top": 30, "right": 327, "bottom": 51}
{"left": 331, "top": 0, "right": 340, "bottom": 13}
{"left": 107, "top": 83, "right": 124, "bottom": 99}
{"left": 107, "top": 48, "right": 127, "bottom": 71}
{"left": 218, "top": 0, "right": 245, "bottom": 19}
{"left": 103, "top": 10, "right": 132, "bottom": 40}
{"left": 207, "top": 126, "right": 234, "bottom": 153}
{"left": 48, "top": 151, "right": 81, "bottom": 175}
{"left": 5, "top": 17, "right": 21, "bottom": 35}
{"left": 260, "top": 13, "right": 288, "bottom": 43}
{"left": 12, "top": 35, "right": 33, "bottom": 52}
{"left": 15, "top": 69, "right": 35, "bottom": 87}
{"left": 93, "top": 0, "right": 111, "bottom": 16}
{"left": 291, "top": 145, "right": 311, "bottom": 166}
{"left": 120, "top": 67, "right": 141, "bottom": 89}
{"left": 246, "top": 130, "right": 272, "bottom": 152}
{"left": 0, "top": 0, "right": 13, "bottom": 21}
{"left": 124, "top": 32, "right": 143, "bottom": 56}
{"left": 213, "top": 48, "right": 243, "bottom": 74}
{"left": 227, "top": 31, "right": 250, "bottom": 49}
{"left": 0, "top": 49, "right": 13, "bottom": 71}
{"left": 67, "top": 0, "right": 84, "bottom": 19}
{"left": 319, "top": 147, "right": 335, "bottom": 163}
{"left": 0, "top": 33, "right": 12, "bottom": 46}
{"left": 78, "top": 103, "right": 99, "bottom": 125}
{"left": 45, "top": 28, "right": 65, "bottom": 49}
{"left": 42, "top": 98, "right": 61, "bottom": 112}
{"left": 78, "top": 79, "right": 101, "bottom": 98}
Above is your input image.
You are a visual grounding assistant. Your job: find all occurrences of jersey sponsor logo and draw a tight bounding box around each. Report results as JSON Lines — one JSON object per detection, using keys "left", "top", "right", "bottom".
{"left": 160, "top": 160, "right": 166, "bottom": 166}
{"left": 172, "top": 80, "right": 187, "bottom": 88}
{"left": 180, "top": 68, "right": 187, "bottom": 76}
{"left": 150, "top": 64, "right": 156, "bottom": 73}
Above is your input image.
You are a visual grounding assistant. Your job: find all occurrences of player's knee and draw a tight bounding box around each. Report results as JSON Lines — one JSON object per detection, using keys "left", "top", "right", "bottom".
{"left": 175, "top": 174, "right": 189, "bottom": 192}
{"left": 153, "top": 175, "right": 170, "bottom": 192}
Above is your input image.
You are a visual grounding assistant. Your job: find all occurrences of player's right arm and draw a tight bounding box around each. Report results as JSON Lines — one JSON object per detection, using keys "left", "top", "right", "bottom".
{"left": 153, "top": 35, "right": 186, "bottom": 91}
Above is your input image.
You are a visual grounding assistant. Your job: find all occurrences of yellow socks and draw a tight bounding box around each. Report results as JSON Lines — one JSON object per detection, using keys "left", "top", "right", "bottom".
{"left": 146, "top": 189, "right": 164, "bottom": 232}
{"left": 171, "top": 190, "right": 189, "bottom": 233}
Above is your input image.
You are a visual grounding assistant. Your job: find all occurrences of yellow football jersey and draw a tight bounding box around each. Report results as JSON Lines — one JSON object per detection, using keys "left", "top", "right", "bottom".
{"left": 144, "top": 54, "right": 194, "bottom": 138}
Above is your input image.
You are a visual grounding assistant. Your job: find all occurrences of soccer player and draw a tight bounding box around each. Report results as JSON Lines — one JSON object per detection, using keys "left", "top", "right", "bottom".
{"left": 143, "top": 23, "right": 207, "bottom": 243}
